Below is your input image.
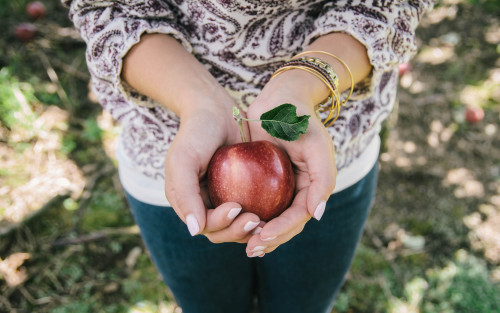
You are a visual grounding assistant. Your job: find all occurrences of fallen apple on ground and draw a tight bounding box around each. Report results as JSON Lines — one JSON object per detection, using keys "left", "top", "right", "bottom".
{"left": 26, "top": 1, "right": 46, "bottom": 20}
{"left": 398, "top": 62, "right": 412, "bottom": 77}
{"left": 15, "top": 23, "right": 36, "bottom": 42}
{"left": 465, "top": 106, "right": 484, "bottom": 124}
{"left": 207, "top": 140, "right": 295, "bottom": 221}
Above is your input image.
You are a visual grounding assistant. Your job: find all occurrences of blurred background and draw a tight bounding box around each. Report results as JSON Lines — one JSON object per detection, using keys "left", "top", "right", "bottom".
{"left": 0, "top": 0, "right": 499, "bottom": 312}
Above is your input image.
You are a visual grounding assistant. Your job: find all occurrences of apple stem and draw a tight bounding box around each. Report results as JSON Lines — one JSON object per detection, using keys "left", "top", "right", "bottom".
{"left": 232, "top": 107, "right": 247, "bottom": 143}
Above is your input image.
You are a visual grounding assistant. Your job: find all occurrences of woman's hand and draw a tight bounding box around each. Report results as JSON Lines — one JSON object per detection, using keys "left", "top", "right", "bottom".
{"left": 123, "top": 33, "right": 370, "bottom": 247}
{"left": 242, "top": 33, "right": 373, "bottom": 256}
{"left": 164, "top": 93, "right": 262, "bottom": 242}
{"left": 123, "top": 34, "right": 261, "bottom": 242}
{"left": 244, "top": 77, "right": 337, "bottom": 257}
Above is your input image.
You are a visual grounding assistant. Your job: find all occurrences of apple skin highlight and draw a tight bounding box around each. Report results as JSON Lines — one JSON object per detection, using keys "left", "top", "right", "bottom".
{"left": 207, "top": 140, "right": 295, "bottom": 221}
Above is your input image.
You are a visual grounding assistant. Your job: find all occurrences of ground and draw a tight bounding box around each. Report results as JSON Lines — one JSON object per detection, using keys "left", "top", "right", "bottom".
{"left": 0, "top": 0, "right": 499, "bottom": 312}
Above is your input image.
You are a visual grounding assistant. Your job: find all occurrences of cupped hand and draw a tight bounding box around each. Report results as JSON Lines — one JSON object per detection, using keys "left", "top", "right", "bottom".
{"left": 244, "top": 89, "right": 337, "bottom": 257}
{"left": 164, "top": 93, "right": 261, "bottom": 242}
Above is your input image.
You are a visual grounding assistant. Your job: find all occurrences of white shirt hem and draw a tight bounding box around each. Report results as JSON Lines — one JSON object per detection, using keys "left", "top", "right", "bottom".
{"left": 118, "top": 137, "right": 380, "bottom": 207}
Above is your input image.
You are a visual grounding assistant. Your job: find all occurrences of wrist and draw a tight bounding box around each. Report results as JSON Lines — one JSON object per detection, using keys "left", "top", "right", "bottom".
{"left": 174, "top": 81, "right": 235, "bottom": 120}
{"left": 122, "top": 34, "right": 235, "bottom": 119}
{"left": 260, "top": 69, "right": 329, "bottom": 109}
{"left": 247, "top": 88, "right": 319, "bottom": 125}
{"left": 177, "top": 85, "right": 242, "bottom": 143}
{"left": 262, "top": 47, "right": 362, "bottom": 128}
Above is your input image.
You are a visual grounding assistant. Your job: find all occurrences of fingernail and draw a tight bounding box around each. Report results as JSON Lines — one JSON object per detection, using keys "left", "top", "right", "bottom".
{"left": 186, "top": 214, "right": 199, "bottom": 236}
{"left": 252, "top": 226, "right": 262, "bottom": 235}
{"left": 261, "top": 236, "right": 277, "bottom": 242}
{"left": 249, "top": 251, "right": 264, "bottom": 258}
{"left": 251, "top": 246, "right": 266, "bottom": 253}
{"left": 243, "top": 221, "right": 260, "bottom": 232}
{"left": 227, "top": 207, "right": 241, "bottom": 219}
{"left": 314, "top": 201, "right": 326, "bottom": 221}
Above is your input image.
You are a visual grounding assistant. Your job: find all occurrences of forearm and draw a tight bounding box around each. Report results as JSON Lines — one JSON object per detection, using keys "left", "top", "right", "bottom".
{"left": 306, "top": 33, "right": 372, "bottom": 93}
{"left": 261, "top": 33, "right": 372, "bottom": 107}
{"left": 122, "top": 33, "right": 230, "bottom": 118}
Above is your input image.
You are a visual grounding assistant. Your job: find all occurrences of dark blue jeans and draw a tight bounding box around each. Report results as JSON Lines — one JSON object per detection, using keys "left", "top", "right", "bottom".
{"left": 126, "top": 163, "right": 378, "bottom": 313}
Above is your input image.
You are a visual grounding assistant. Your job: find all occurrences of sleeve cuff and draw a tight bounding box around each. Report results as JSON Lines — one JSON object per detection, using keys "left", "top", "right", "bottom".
{"left": 85, "top": 16, "right": 192, "bottom": 108}
{"left": 303, "top": 5, "right": 425, "bottom": 100}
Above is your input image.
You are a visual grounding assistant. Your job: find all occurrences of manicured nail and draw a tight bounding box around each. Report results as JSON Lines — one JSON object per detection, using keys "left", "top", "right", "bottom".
{"left": 227, "top": 207, "right": 241, "bottom": 219}
{"left": 249, "top": 251, "right": 264, "bottom": 258}
{"left": 261, "top": 236, "right": 277, "bottom": 242}
{"left": 252, "top": 226, "right": 262, "bottom": 235}
{"left": 314, "top": 201, "right": 326, "bottom": 221}
{"left": 251, "top": 246, "right": 266, "bottom": 253}
{"left": 186, "top": 214, "right": 199, "bottom": 236}
{"left": 243, "top": 221, "right": 260, "bottom": 232}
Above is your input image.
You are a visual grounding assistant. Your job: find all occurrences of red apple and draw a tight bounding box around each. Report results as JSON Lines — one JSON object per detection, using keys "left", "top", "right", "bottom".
{"left": 15, "top": 23, "right": 36, "bottom": 42}
{"left": 207, "top": 140, "right": 295, "bottom": 221}
{"left": 465, "top": 106, "right": 484, "bottom": 124}
{"left": 26, "top": 1, "right": 46, "bottom": 20}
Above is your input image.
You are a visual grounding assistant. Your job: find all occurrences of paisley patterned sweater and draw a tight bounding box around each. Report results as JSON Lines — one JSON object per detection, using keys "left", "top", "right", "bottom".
{"left": 63, "top": 0, "right": 433, "bottom": 191}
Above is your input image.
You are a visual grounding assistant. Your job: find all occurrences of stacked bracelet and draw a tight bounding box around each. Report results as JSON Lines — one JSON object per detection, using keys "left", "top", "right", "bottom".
{"left": 270, "top": 51, "right": 354, "bottom": 127}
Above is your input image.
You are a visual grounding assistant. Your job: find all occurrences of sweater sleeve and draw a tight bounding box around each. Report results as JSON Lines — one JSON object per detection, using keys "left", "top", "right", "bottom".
{"left": 305, "top": 0, "right": 434, "bottom": 99}
{"left": 62, "top": 0, "right": 192, "bottom": 111}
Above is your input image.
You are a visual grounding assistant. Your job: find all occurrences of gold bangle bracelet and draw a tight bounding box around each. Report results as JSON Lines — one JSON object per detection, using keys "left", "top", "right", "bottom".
{"left": 271, "top": 64, "right": 342, "bottom": 126}
{"left": 271, "top": 64, "right": 340, "bottom": 104}
{"left": 280, "top": 57, "right": 340, "bottom": 95}
{"left": 293, "top": 50, "right": 354, "bottom": 106}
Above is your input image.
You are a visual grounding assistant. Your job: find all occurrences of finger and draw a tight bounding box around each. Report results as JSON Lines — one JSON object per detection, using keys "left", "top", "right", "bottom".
{"left": 302, "top": 128, "right": 337, "bottom": 221}
{"left": 258, "top": 189, "right": 310, "bottom": 241}
{"left": 244, "top": 190, "right": 310, "bottom": 256}
{"left": 245, "top": 222, "right": 306, "bottom": 257}
{"left": 203, "top": 202, "right": 242, "bottom": 233}
{"left": 165, "top": 150, "right": 206, "bottom": 236}
{"left": 199, "top": 180, "right": 214, "bottom": 209}
{"left": 204, "top": 212, "right": 261, "bottom": 244}
{"left": 164, "top": 172, "right": 178, "bottom": 210}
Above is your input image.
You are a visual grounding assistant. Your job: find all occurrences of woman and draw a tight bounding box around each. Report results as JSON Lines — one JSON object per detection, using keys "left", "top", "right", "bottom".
{"left": 63, "top": 1, "right": 433, "bottom": 312}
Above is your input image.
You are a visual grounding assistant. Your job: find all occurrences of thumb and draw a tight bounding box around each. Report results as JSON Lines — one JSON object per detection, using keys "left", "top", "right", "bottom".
{"left": 165, "top": 152, "right": 207, "bottom": 236}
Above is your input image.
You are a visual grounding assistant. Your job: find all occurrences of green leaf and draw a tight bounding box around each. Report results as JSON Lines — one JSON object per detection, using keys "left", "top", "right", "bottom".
{"left": 259, "top": 103, "right": 310, "bottom": 141}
